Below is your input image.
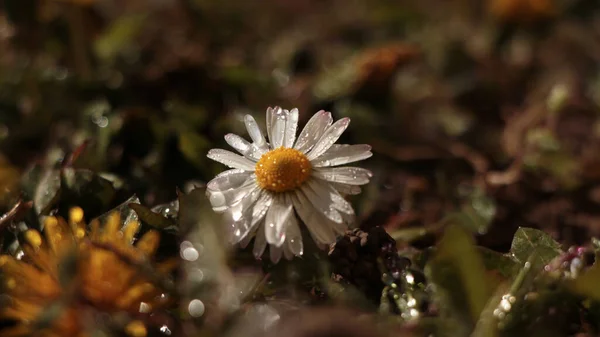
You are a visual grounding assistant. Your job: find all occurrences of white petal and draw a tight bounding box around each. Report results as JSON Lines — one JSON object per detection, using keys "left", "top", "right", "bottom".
{"left": 224, "top": 133, "right": 250, "bottom": 155}
{"left": 207, "top": 149, "right": 256, "bottom": 171}
{"left": 269, "top": 107, "right": 286, "bottom": 148}
{"left": 299, "top": 183, "right": 342, "bottom": 224}
{"left": 253, "top": 221, "right": 267, "bottom": 259}
{"left": 307, "top": 118, "right": 350, "bottom": 161}
{"left": 225, "top": 188, "right": 264, "bottom": 243}
{"left": 250, "top": 193, "right": 273, "bottom": 226}
{"left": 229, "top": 192, "right": 272, "bottom": 243}
{"left": 283, "top": 244, "right": 294, "bottom": 260}
{"left": 207, "top": 169, "right": 251, "bottom": 192}
{"left": 224, "top": 133, "right": 265, "bottom": 161}
{"left": 285, "top": 212, "right": 303, "bottom": 256}
{"left": 291, "top": 192, "right": 336, "bottom": 244}
{"left": 266, "top": 107, "right": 278, "bottom": 149}
{"left": 283, "top": 108, "right": 299, "bottom": 148}
{"left": 227, "top": 219, "right": 251, "bottom": 244}
{"left": 330, "top": 182, "right": 362, "bottom": 195}
{"left": 265, "top": 196, "right": 293, "bottom": 247}
{"left": 311, "top": 144, "right": 372, "bottom": 167}
{"left": 244, "top": 115, "right": 268, "bottom": 150}
{"left": 270, "top": 245, "right": 283, "bottom": 263}
{"left": 308, "top": 179, "right": 355, "bottom": 216}
{"left": 239, "top": 228, "right": 255, "bottom": 248}
{"left": 294, "top": 110, "right": 333, "bottom": 153}
{"left": 312, "top": 167, "right": 372, "bottom": 185}
{"left": 208, "top": 177, "right": 257, "bottom": 211}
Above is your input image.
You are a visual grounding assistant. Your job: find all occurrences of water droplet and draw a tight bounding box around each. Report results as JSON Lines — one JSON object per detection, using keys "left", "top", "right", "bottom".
{"left": 209, "top": 193, "right": 226, "bottom": 207}
{"left": 159, "top": 325, "right": 172, "bottom": 335}
{"left": 189, "top": 268, "right": 205, "bottom": 282}
{"left": 188, "top": 299, "right": 205, "bottom": 317}
{"left": 181, "top": 246, "right": 199, "bottom": 261}
{"left": 289, "top": 238, "right": 303, "bottom": 255}
{"left": 500, "top": 299, "right": 511, "bottom": 311}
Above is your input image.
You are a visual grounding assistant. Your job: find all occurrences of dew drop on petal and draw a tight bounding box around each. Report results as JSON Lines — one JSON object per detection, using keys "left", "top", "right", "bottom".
{"left": 209, "top": 193, "right": 226, "bottom": 207}
{"left": 288, "top": 237, "right": 302, "bottom": 255}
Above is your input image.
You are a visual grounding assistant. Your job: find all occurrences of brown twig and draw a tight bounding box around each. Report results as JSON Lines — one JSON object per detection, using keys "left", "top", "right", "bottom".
{"left": 0, "top": 198, "right": 33, "bottom": 233}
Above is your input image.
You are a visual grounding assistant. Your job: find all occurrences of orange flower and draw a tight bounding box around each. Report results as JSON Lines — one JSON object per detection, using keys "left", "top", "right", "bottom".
{"left": 0, "top": 208, "right": 176, "bottom": 337}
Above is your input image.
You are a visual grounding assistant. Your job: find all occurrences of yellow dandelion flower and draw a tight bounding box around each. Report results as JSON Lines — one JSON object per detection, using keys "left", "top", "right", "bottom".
{"left": 0, "top": 207, "right": 177, "bottom": 337}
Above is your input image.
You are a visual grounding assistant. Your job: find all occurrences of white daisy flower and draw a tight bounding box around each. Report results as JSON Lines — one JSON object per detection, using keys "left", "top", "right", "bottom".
{"left": 206, "top": 107, "right": 372, "bottom": 263}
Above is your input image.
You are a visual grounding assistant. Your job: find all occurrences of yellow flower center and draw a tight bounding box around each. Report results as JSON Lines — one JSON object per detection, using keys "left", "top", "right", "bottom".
{"left": 255, "top": 147, "right": 312, "bottom": 193}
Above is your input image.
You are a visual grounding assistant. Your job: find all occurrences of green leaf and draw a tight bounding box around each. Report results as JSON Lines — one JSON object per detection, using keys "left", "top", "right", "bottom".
{"left": 178, "top": 188, "right": 235, "bottom": 310}
{"left": 425, "top": 225, "right": 492, "bottom": 332}
{"left": 509, "top": 227, "right": 562, "bottom": 266}
{"left": 478, "top": 247, "right": 519, "bottom": 279}
{"left": 389, "top": 226, "right": 431, "bottom": 242}
{"left": 568, "top": 264, "right": 600, "bottom": 301}
{"left": 442, "top": 187, "right": 497, "bottom": 235}
{"left": 94, "top": 195, "right": 141, "bottom": 226}
{"left": 178, "top": 131, "right": 212, "bottom": 170}
{"left": 33, "top": 169, "right": 61, "bottom": 215}
{"left": 59, "top": 168, "right": 116, "bottom": 217}
{"left": 129, "top": 203, "right": 177, "bottom": 230}
{"left": 150, "top": 199, "right": 179, "bottom": 220}
{"left": 21, "top": 164, "right": 44, "bottom": 200}
{"left": 463, "top": 187, "right": 496, "bottom": 234}
{"left": 94, "top": 14, "right": 147, "bottom": 62}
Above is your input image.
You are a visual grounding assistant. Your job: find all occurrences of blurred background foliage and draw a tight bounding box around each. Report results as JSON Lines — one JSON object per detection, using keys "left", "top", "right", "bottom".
{"left": 2, "top": 0, "right": 600, "bottom": 336}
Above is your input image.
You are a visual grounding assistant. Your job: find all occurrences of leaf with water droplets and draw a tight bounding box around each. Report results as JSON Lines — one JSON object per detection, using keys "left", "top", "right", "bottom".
{"left": 510, "top": 227, "right": 562, "bottom": 266}
{"left": 129, "top": 203, "right": 177, "bottom": 231}
{"left": 33, "top": 169, "right": 61, "bottom": 215}
{"left": 94, "top": 194, "right": 140, "bottom": 226}
{"left": 151, "top": 199, "right": 179, "bottom": 220}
